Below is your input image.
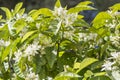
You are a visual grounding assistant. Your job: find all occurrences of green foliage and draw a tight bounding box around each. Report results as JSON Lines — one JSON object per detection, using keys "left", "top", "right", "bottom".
{"left": 0, "top": 0, "right": 120, "bottom": 80}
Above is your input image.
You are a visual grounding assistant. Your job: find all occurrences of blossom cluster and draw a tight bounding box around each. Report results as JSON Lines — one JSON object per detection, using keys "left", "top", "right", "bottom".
{"left": 53, "top": 7, "right": 78, "bottom": 28}
{"left": 102, "top": 51, "right": 120, "bottom": 80}
{"left": 13, "top": 42, "right": 41, "bottom": 62}
{"left": 0, "top": 39, "right": 10, "bottom": 47}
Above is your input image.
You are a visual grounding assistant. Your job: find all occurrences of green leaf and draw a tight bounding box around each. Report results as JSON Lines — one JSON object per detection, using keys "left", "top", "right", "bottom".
{"left": 68, "top": 6, "right": 95, "bottom": 14}
{"left": 14, "top": 2, "right": 23, "bottom": 15}
{"left": 92, "top": 12, "right": 112, "bottom": 29}
{"left": 94, "top": 72, "right": 106, "bottom": 77}
{"left": 90, "top": 76, "right": 111, "bottom": 80}
{"left": 68, "top": 1, "right": 95, "bottom": 14}
{"left": 21, "top": 30, "right": 37, "bottom": 43}
{"left": 38, "top": 8, "right": 53, "bottom": 16}
{"left": 0, "top": 7, "right": 11, "bottom": 19}
{"left": 13, "top": 19, "right": 27, "bottom": 34}
{"left": 0, "top": 24, "right": 9, "bottom": 40}
{"left": 73, "top": 19, "right": 89, "bottom": 27}
{"left": 18, "top": 8, "right": 25, "bottom": 16}
{"left": 84, "top": 70, "right": 93, "bottom": 79}
{"left": 45, "top": 47, "right": 57, "bottom": 68}
{"left": 30, "top": 8, "right": 52, "bottom": 20}
{"left": 76, "top": 58, "right": 98, "bottom": 73}
{"left": 28, "top": 10, "right": 37, "bottom": 15}
{"left": 13, "top": 62, "right": 25, "bottom": 78}
{"left": 1, "top": 45, "right": 11, "bottom": 62}
{"left": 76, "top": 1, "right": 93, "bottom": 7}
{"left": 0, "top": 15, "right": 2, "bottom": 19}
{"left": 110, "top": 3, "right": 120, "bottom": 12}
{"left": 55, "top": 0, "right": 61, "bottom": 8}
{"left": 54, "top": 72, "right": 81, "bottom": 80}
{"left": 55, "top": 20, "right": 62, "bottom": 35}
{"left": 1, "top": 38, "right": 21, "bottom": 62}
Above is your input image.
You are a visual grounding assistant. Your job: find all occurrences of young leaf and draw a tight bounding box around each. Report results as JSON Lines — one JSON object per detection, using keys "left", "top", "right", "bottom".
{"left": 92, "top": 12, "right": 112, "bottom": 29}
{"left": 38, "top": 8, "right": 53, "bottom": 16}
{"left": 0, "top": 7, "right": 11, "bottom": 19}
{"left": 55, "top": 0, "right": 61, "bottom": 8}
{"left": 18, "top": 8, "right": 25, "bottom": 16}
{"left": 68, "top": 6, "right": 95, "bottom": 14}
{"left": 76, "top": 1, "right": 93, "bottom": 7}
{"left": 1, "top": 45, "right": 11, "bottom": 62}
{"left": 13, "top": 19, "right": 27, "bottom": 34}
{"left": 76, "top": 58, "right": 98, "bottom": 73}
{"left": 110, "top": 3, "right": 120, "bottom": 12}
{"left": 14, "top": 2, "right": 23, "bottom": 15}
{"left": 21, "top": 30, "right": 37, "bottom": 43}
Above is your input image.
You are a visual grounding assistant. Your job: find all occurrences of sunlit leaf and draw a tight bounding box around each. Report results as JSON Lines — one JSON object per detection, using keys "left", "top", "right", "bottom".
{"left": 1, "top": 38, "right": 21, "bottom": 62}
{"left": 55, "top": 0, "right": 61, "bottom": 8}
{"left": 21, "top": 30, "right": 37, "bottom": 43}
{"left": 76, "top": 58, "right": 98, "bottom": 73}
{"left": 18, "top": 8, "right": 25, "bottom": 16}
{"left": 110, "top": 3, "right": 120, "bottom": 12}
{"left": 14, "top": 2, "right": 23, "bottom": 15}
{"left": 54, "top": 72, "right": 81, "bottom": 80}
{"left": 13, "top": 19, "right": 27, "bottom": 34}
{"left": 0, "top": 7, "right": 11, "bottom": 19}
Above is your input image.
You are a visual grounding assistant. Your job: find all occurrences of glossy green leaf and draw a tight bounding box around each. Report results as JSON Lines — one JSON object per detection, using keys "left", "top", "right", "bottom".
{"left": 54, "top": 72, "right": 81, "bottom": 80}
{"left": 94, "top": 72, "right": 106, "bottom": 77}
{"left": 68, "top": 6, "right": 95, "bottom": 14}
{"left": 92, "top": 12, "right": 112, "bottom": 29}
{"left": 13, "top": 19, "right": 27, "bottom": 34}
{"left": 110, "top": 3, "right": 120, "bottom": 12}
{"left": 0, "top": 7, "right": 11, "bottom": 19}
{"left": 38, "top": 8, "right": 53, "bottom": 16}
{"left": 76, "top": 58, "right": 98, "bottom": 73}
{"left": 45, "top": 47, "right": 57, "bottom": 68}
{"left": 18, "top": 8, "right": 25, "bottom": 16}
{"left": 14, "top": 2, "right": 23, "bottom": 15}
{"left": 30, "top": 8, "right": 52, "bottom": 20}
{"left": 21, "top": 30, "right": 37, "bottom": 43}
{"left": 55, "top": 0, "right": 61, "bottom": 8}
{"left": 0, "top": 24, "right": 9, "bottom": 40}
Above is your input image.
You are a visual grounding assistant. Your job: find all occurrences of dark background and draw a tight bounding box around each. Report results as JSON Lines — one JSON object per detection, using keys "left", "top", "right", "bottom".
{"left": 0, "top": 0, "right": 120, "bottom": 22}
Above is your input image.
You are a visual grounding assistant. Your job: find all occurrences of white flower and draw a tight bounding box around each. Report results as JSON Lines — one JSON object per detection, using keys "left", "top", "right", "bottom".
{"left": 47, "top": 77, "right": 53, "bottom": 80}
{"left": 13, "top": 50, "right": 23, "bottom": 62}
{"left": 54, "top": 7, "right": 67, "bottom": 18}
{"left": 36, "top": 23, "right": 41, "bottom": 29}
{"left": 26, "top": 16, "right": 34, "bottom": 22}
{"left": 0, "top": 39, "right": 10, "bottom": 47}
{"left": 110, "top": 35, "right": 120, "bottom": 47}
{"left": 15, "top": 13, "right": 27, "bottom": 20}
{"left": 111, "top": 52, "right": 120, "bottom": 59}
{"left": 102, "top": 61, "right": 115, "bottom": 71}
{"left": 64, "top": 13, "right": 77, "bottom": 27}
{"left": 78, "top": 33, "right": 97, "bottom": 42}
{"left": 25, "top": 72, "right": 39, "bottom": 80}
{"left": 24, "top": 43, "right": 41, "bottom": 61}
{"left": 112, "top": 70, "right": 120, "bottom": 80}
